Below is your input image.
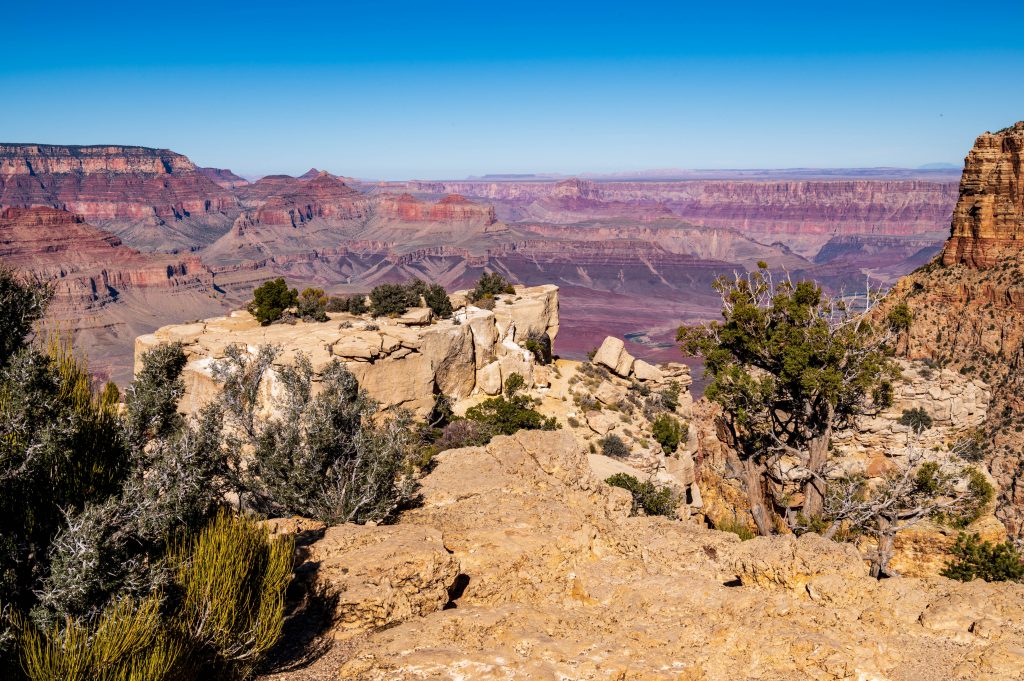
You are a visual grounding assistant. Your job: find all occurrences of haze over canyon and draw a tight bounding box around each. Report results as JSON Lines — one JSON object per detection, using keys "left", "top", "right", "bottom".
{"left": 0, "top": 142, "right": 961, "bottom": 382}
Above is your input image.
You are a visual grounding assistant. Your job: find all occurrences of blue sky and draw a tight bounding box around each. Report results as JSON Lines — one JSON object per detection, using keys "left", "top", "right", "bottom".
{"left": 3, "top": 1, "right": 1023, "bottom": 178}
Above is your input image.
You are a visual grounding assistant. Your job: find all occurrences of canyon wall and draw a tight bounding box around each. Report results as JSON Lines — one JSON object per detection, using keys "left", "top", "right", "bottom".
{"left": 0, "top": 144, "right": 239, "bottom": 251}
{"left": 941, "top": 121, "right": 1024, "bottom": 268}
{"left": 881, "top": 121, "right": 1024, "bottom": 539}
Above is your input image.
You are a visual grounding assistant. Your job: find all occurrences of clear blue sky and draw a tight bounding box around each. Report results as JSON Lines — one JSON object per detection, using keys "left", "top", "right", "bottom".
{"left": 3, "top": 0, "right": 1022, "bottom": 179}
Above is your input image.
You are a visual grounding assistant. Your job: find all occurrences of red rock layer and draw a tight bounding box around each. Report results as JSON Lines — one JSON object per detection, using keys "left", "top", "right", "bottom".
{"left": 0, "top": 206, "right": 213, "bottom": 311}
{"left": 941, "top": 122, "right": 1024, "bottom": 268}
{"left": 404, "top": 178, "right": 957, "bottom": 237}
{"left": 374, "top": 193, "right": 496, "bottom": 225}
{"left": 0, "top": 144, "right": 239, "bottom": 250}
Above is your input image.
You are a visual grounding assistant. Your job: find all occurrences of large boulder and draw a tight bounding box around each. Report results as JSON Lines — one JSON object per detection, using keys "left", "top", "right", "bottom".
{"left": 592, "top": 336, "right": 635, "bottom": 377}
{"left": 302, "top": 524, "right": 460, "bottom": 638}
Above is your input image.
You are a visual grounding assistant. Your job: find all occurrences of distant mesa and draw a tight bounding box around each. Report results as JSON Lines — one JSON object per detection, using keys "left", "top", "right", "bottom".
{"left": 198, "top": 166, "right": 249, "bottom": 189}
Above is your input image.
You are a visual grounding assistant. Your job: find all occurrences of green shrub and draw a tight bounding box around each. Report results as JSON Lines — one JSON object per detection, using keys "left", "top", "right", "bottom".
{"left": 658, "top": 381, "right": 681, "bottom": 412}
{"left": 248, "top": 278, "right": 298, "bottom": 326}
{"left": 369, "top": 283, "right": 420, "bottom": 317}
{"left": 600, "top": 434, "right": 630, "bottom": 458}
{"left": 652, "top": 414, "right": 686, "bottom": 455}
{"left": 0, "top": 266, "right": 51, "bottom": 370}
{"left": 468, "top": 272, "right": 514, "bottom": 302}
{"left": 942, "top": 533, "right": 1024, "bottom": 582}
{"left": 16, "top": 593, "right": 181, "bottom": 681}
{"left": 423, "top": 284, "right": 453, "bottom": 319}
{"left": 522, "top": 333, "right": 552, "bottom": 365}
{"left": 296, "top": 288, "right": 329, "bottom": 322}
{"left": 503, "top": 372, "right": 526, "bottom": 397}
{"left": 604, "top": 473, "right": 680, "bottom": 517}
{"left": 712, "top": 514, "right": 756, "bottom": 541}
{"left": 171, "top": 510, "right": 294, "bottom": 676}
{"left": 464, "top": 394, "right": 558, "bottom": 438}
{"left": 886, "top": 302, "right": 913, "bottom": 332}
{"left": 213, "top": 346, "right": 417, "bottom": 524}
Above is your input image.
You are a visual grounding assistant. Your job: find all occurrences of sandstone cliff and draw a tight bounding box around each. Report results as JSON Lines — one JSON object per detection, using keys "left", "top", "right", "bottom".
{"left": 877, "top": 121, "right": 1024, "bottom": 540}
{"left": 941, "top": 122, "right": 1024, "bottom": 268}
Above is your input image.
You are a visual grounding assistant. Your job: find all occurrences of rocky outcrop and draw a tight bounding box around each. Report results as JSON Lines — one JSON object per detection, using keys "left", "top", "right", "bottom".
{"left": 134, "top": 285, "right": 559, "bottom": 418}
{"left": 281, "top": 429, "right": 1024, "bottom": 680}
{"left": 941, "top": 122, "right": 1024, "bottom": 268}
{"left": 0, "top": 144, "right": 239, "bottom": 251}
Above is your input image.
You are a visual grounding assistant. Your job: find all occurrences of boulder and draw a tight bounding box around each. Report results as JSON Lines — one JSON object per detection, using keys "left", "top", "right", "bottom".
{"left": 303, "top": 524, "right": 460, "bottom": 638}
{"left": 733, "top": 533, "right": 867, "bottom": 590}
{"left": 633, "top": 359, "right": 664, "bottom": 382}
{"left": 592, "top": 336, "right": 635, "bottom": 377}
{"left": 397, "top": 307, "right": 432, "bottom": 326}
{"left": 476, "top": 361, "right": 502, "bottom": 396}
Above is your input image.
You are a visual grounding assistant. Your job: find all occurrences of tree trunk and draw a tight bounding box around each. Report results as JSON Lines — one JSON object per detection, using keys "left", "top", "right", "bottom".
{"left": 802, "top": 422, "right": 833, "bottom": 519}
{"left": 871, "top": 519, "right": 896, "bottom": 578}
{"left": 743, "top": 458, "right": 774, "bottom": 536}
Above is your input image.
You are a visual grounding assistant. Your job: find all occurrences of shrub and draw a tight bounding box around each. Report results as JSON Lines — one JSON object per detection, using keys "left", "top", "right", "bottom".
{"left": 522, "top": 332, "right": 552, "bottom": 365}
{"left": 600, "top": 434, "right": 630, "bottom": 458}
{"left": 345, "top": 295, "right": 369, "bottom": 315}
{"left": 713, "top": 514, "right": 756, "bottom": 541}
{"left": 249, "top": 278, "right": 298, "bottom": 326}
{"left": 942, "top": 533, "right": 1024, "bottom": 582}
{"left": 659, "top": 381, "right": 681, "bottom": 412}
{"left": 423, "top": 284, "right": 453, "bottom": 319}
{"left": 435, "top": 419, "right": 491, "bottom": 451}
{"left": 604, "top": 473, "right": 680, "bottom": 517}
{"left": 652, "top": 414, "right": 686, "bottom": 455}
{"left": 468, "top": 272, "right": 515, "bottom": 302}
{"left": 213, "top": 346, "right": 417, "bottom": 524}
{"left": 296, "top": 287, "right": 329, "bottom": 322}
{"left": 464, "top": 394, "right": 558, "bottom": 438}
{"left": 369, "top": 283, "right": 420, "bottom": 317}
{"left": 0, "top": 266, "right": 51, "bottom": 369}
{"left": 887, "top": 302, "right": 913, "bottom": 332}
{"left": 16, "top": 593, "right": 180, "bottom": 681}
{"left": 171, "top": 510, "right": 294, "bottom": 676}
{"left": 899, "top": 407, "right": 933, "bottom": 434}
{"left": 504, "top": 372, "right": 526, "bottom": 397}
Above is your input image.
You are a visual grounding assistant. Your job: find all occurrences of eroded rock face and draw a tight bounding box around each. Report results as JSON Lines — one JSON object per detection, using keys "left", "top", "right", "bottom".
{"left": 134, "top": 284, "right": 559, "bottom": 418}
{"left": 302, "top": 524, "right": 459, "bottom": 638}
{"left": 941, "top": 122, "right": 1024, "bottom": 269}
{"left": 296, "top": 430, "right": 1024, "bottom": 681}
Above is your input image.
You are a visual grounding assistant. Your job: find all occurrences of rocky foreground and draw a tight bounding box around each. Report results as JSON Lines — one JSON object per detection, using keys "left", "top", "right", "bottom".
{"left": 265, "top": 429, "right": 1024, "bottom": 681}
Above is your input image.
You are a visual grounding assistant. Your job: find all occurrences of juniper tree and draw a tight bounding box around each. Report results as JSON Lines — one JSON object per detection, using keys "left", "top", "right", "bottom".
{"left": 678, "top": 266, "right": 902, "bottom": 534}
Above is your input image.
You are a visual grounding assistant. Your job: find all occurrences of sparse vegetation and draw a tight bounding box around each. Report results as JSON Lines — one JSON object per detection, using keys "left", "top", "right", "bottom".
{"left": 463, "top": 374, "right": 557, "bottom": 438}
{"left": 296, "top": 287, "right": 329, "bottom": 322}
{"left": 369, "top": 282, "right": 420, "bottom": 317}
{"left": 468, "top": 272, "right": 515, "bottom": 301}
{"left": 600, "top": 433, "right": 630, "bottom": 458}
{"left": 898, "top": 407, "right": 934, "bottom": 435}
{"left": 652, "top": 413, "right": 686, "bottom": 455}
{"left": 604, "top": 473, "right": 680, "bottom": 517}
{"left": 942, "top": 533, "right": 1024, "bottom": 583}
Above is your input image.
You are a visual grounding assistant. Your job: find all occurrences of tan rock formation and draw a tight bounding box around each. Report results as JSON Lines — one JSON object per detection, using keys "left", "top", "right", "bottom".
{"left": 134, "top": 285, "right": 559, "bottom": 418}
{"left": 276, "top": 430, "right": 1024, "bottom": 681}
{"left": 941, "top": 121, "right": 1024, "bottom": 268}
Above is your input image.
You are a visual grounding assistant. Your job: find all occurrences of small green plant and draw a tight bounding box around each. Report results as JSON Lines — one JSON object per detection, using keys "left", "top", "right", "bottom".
{"left": 423, "top": 284, "right": 453, "bottom": 319}
{"left": 248, "top": 278, "right": 298, "bottom": 325}
{"left": 503, "top": 372, "right": 526, "bottom": 397}
{"left": 652, "top": 414, "right": 686, "bottom": 455}
{"left": 713, "top": 514, "right": 756, "bottom": 541}
{"left": 464, "top": 386, "right": 558, "bottom": 438}
{"left": 171, "top": 509, "right": 294, "bottom": 676}
{"left": 604, "top": 473, "right": 680, "bottom": 517}
{"left": 941, "top": 533, "right": 1024, "bottom": 582}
